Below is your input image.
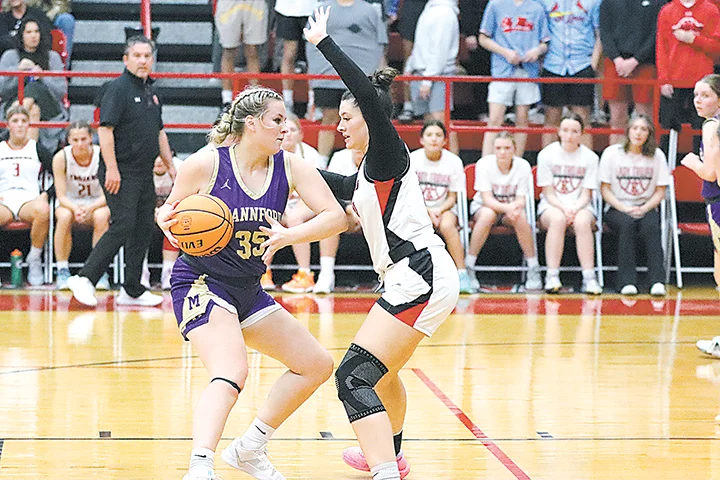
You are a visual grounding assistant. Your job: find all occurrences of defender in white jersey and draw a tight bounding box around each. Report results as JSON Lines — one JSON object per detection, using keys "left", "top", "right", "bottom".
{"left": 0, "top": 105, "right": 50, "bottom": 286}
{"left": 303, "top": 9, "right": 459, "bottom": 479}
{"left": 52, "top": 122, "right": 110, "bottom": 289}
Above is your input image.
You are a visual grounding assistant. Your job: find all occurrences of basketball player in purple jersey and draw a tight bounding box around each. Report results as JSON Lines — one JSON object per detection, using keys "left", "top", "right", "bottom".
{"left": 682, "top": 74, "right": 720, "bottom": 358}
{"left": 302, "top": 8, "right": 459, "bottom": 480}
{"left": 156, "top": 87, "right": 347, "bottom": 480}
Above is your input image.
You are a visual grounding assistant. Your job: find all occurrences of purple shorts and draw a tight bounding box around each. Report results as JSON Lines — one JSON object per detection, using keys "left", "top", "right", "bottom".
{"left": 707, "top": 202, "right": 720, "bottom": 253}
{"left": 170, "top": 257, "right": 280, "bottom": 340}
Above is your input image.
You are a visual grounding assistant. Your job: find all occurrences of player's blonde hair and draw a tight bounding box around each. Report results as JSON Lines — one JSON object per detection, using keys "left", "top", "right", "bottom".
{"left": 208, "top": 86, "right": 283, "bottom": 145}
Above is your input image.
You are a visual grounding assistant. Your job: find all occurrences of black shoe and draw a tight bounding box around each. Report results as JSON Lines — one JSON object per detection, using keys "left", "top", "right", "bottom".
{"left": 398, "top": 108, "right": 414, "bottom": 124}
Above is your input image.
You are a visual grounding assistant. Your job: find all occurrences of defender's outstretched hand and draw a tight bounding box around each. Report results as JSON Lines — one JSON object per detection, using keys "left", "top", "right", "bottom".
{"left": 304, "top": 6, "right": 330, "bottom": 46}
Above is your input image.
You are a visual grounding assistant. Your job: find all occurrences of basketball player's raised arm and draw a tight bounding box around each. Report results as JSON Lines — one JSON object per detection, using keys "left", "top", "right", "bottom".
{"left": 307, "top": 7, "right": 407, "bottom": 182}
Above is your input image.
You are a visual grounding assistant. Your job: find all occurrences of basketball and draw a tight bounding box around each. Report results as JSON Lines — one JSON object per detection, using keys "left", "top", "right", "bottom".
{"left": 169, "top": 194, "right": 233, "bottom": 256}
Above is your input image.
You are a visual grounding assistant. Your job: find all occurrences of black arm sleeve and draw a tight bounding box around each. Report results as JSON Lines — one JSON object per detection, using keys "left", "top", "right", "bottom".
{"left": 319, "top": 169, "right": 358, "bottom": 202}
{"left": 315, "top": 36, "right": 408, "bottom": 182}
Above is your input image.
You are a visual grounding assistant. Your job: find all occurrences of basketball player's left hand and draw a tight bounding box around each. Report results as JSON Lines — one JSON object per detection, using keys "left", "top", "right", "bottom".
{"left": 259, "top": 217, "right": 291, "bottom": 265}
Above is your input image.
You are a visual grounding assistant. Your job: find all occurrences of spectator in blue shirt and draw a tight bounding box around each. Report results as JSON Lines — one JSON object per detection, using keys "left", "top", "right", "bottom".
{"left": 479, "top": 0, "right": 549, "bottom": 158}
{"left": 537, "top": 0, "right": 602, "bottom": 149}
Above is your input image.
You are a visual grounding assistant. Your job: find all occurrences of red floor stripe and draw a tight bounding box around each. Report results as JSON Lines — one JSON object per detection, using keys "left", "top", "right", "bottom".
{"left": 412, "top": 368, "right": 531, "bottom": 480}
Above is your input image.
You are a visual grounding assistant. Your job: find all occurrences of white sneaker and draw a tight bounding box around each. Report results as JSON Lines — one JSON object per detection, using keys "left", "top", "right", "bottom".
{"left": 620, "top": 284, "right": 638, "bottom": 295}
{"left": 141, "top": 266, "right": 151, "bottom": 289}
{"left": 524, "top": 265, "right": 542, "bottom": 291}
{"left": 650, "top": 282, "right": 666, "bottom": 296}
{"left": 182, "top": 472, "right": 220, "bottom": 480}
{"left": 544, "top": 275, "right": 562, "bottom": 293}
{"left": 95, "top": 273, "right": 110, "bottom": 291}
{"left": 221, "top": 438, "right": 285, "bottom": 480}
{"left": 67, "top": 275, "right": 98, "bottom": 307}
{"left": 313, "top": 271, "right": 335, "bottom": 294}
{"left": 116, "top": 288, "right": 163, "bottom": 306}
{"left": 697, "top": 336, "right": 720, "bottom": 358}
{"left": 27, "top": 257, "right": 43, "bottom": 286}
{"left": 581, "top": 278, "right": 602, "bottom": 295}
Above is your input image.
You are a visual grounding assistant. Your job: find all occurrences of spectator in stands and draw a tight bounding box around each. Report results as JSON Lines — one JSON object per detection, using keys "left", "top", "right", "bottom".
{"left": 536, "top": 113, "right": 602, "bottom": 294}
{"left": 0, "top": 18, "right": 67, "bottom": 153}
{"left": 599, "top": 114, "right": 669, "bottom": 296}
{"left": 656, "top": 0, "right": 720, "bottom": 149}
{"left": 0, "top": 104, "right": 50, "bottom": 286}
{"left": 396, "top": 0, "right": 428, "bottom": 122}
{"left": 478, "top": 0, "right": 549, "bottom": 158}
{"left": 215, "top": 0, "right": 268, "bottom": 107}
{"left": 466, "top": 131, "right": 540, "bottom": 292}
{"left": 404, "top": 0, "right": 460, "bottom": 152}
{"left": 537, "top": 0, "right": 602, "bottom": 149}
{"left": 599, "top": 0, "right": 664, "bottom": 145}
{"left": 260, "top": 113, "right": 322, "bottom": 291}
{"left": 28, "top": 0, "right": 74, "bottom": 61}
{"left": 0, "top": 0, "right": 52, "bottom": 55}
{"left": 66, "top": 36, "right": 175, "bottom": 307}
{"left": 274, "top": 0, "right": 316, "bottom": 114}
{"left": 305, "top": 0, "right": 388, "bottom": 166}
{"left": 53, "top": 121, "right": 111, "bottom": 290}
{"left": 459, "top": 0, "right": 492, "bottom": 120}
{"left": 410, "top": 120, "right": 473, "bottom": 292}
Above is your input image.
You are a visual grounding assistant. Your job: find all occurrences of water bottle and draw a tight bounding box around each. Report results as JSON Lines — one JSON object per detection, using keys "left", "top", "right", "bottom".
{"left": 10, "top": 249, "right": 23, "bottom": 287}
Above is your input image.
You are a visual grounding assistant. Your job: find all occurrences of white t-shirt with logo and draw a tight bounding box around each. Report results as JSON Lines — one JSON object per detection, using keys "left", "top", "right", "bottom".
{"left": 471, "top": 155, "right": 531, "bottom": 214}
{"left": 598, "top": 144, "right": 669, "bottom": 209}
{"left": 327, "top": 148, "right": 361, "bottom": 175}
{"left": 536, "top": 142, "right": 599, "bottom": 216}
{"left": 409, "top": 148, "right": 465, "bottom": 210}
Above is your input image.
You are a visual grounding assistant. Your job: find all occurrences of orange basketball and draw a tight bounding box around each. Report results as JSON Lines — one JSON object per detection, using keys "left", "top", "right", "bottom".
{"left": 169, "top": 194, "right": 233, "bottom": 256}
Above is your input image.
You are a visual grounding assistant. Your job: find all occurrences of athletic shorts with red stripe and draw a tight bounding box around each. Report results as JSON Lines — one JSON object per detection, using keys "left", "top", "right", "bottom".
{"left": 377, "top": 245, "right": 459, "bottom": 336}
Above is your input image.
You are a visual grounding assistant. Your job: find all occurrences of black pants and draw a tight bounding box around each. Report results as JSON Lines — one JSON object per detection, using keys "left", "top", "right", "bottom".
{"left": 80, "top": 169, "right": 156, "bottom": 297}
{"left": 604, "top": 207, "right": 664, "bottom": 289}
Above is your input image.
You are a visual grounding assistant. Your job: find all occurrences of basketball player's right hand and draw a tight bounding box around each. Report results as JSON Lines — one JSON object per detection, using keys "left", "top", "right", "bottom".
{"left": 105, "top": 167, "right": 121, "bottom": 195}
{"left": 259, "top": 217, "right": 291, "bottom": 266}
{"left": 157, "top": 201, "right": 180, "bottom": 248}
{"left": 304, "top": 6, "right": 330, "bottom": 46}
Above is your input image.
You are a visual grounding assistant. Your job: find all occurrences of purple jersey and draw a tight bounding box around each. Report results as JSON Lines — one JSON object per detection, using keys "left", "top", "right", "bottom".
{"left": 700, "top": 118, "right": 720, "bottom": 200}
{"left": 183, "top": 146, "right": 291, "bottom": 279}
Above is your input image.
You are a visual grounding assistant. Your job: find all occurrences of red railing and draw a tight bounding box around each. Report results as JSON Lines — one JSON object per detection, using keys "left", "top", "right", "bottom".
{"left": 140, "top": 0, "right": 152, "bottom": 40}
{"left": 0, "top": 69, "right": 699, "bottom": 140}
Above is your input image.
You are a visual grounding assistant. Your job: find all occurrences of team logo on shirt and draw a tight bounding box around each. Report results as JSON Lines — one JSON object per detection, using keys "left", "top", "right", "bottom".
{"left": 501, "top": 17, "right": 535, "bottom": 33}
{"left": 548, "top": 1, "right": 589, "bottom": 23}
{"left": 416, "top": 172, "right": 451, "bottom": 203}
{"left": 551, "top": 165, "right": 586, "bottom": 194}
{"left": 493, "top": 184, "right": 518, "bottom": 203}
{"left": 617, "top": 166, "right": 653, "bottom": 197}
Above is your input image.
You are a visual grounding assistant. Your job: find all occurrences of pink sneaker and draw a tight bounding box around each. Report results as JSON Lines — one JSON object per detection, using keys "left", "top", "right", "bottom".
{"left": 341, "top": 446, "right": 410, "bottom": 478}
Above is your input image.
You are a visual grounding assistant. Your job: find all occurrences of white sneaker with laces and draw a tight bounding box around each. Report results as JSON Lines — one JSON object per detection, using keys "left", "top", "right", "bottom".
{"left": 313, "top": 271, "right": 335, "bottom": 294}
{"left": 697, "top": 336, "right": 720, "bottom": 358}
{"left": 620, "top": 284, "right": 638, "bottom": 295}
{"left": 116, "top": 288, "right": 163, "bottom": 306}
{"left": 544, "top": 275, "right": 562, "bottom": 293}
{"left": 221, "top": 437, "right": 285, "bottom": 480}
{"left": 67, "top": 275, "right": 98, "bottom": 306}
{"left": 27, "top": 257, "right": 43, "bottom": 286}
{"left": 650, "top": 282, "right": 666, "bottom": 296}
{"left": 581, "top": 278, "right": 602, "bottom": 295}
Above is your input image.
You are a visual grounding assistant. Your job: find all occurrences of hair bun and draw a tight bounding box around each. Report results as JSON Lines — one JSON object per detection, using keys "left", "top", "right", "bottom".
{"left": 370, "top": 67, "right": 399, "bottom": 91}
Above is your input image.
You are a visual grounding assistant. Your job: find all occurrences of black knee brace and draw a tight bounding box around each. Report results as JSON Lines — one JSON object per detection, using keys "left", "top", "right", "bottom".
{"left": 211, "top": 376, "right": 241, "bottom": 394}
{"left": 335, "top": 343, "right": 388, "bottom": 423}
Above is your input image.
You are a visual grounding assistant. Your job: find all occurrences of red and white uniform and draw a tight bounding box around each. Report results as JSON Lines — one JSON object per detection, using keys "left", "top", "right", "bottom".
{"left": 0, "top": 139, "right": 42, "bottom": 218}
{"left": 64, "top": 145, "right": 102, "bottom": 205}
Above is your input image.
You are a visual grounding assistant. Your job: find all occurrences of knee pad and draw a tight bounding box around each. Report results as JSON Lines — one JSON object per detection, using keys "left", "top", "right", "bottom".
{"left": 211, "top": 376, "right": 241, "bottom": 395}
{"left": 335, "top": 343, "right": 388, "bottom": 423}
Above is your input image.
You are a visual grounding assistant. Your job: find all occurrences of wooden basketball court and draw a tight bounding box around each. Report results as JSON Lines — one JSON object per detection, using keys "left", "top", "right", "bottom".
{"left": 1, "top": 287, "right": 719, "bottom": 479}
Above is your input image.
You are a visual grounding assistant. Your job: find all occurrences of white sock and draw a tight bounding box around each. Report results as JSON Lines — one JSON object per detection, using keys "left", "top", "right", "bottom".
{"left": 319, "top": 256, "right": 335, "bottom": 276}
{"left": 188, "top": 447, "right": 214, "bottom": 477}
{"left": 241, "top": 417, "right": 275, "bottom": 450}
{"left": 526, "top": 257, "right": 539, "bottom": 268}
{"left": 27, "top": 246, "right": 43, "bottom": 261}
{"left": 307, "top": 89, "right": 315, "bottom": 106}
{"left": 56, "top": 261, "right": 69, "bottom": 270}
{"left": 298, "top": 267, "right": 311, "bottom": 275}
{"left": 582, "top": 269, "right": 596, "bottom": 281}
{"left": 282, "top": 89, "right": 293, "bottom": 105}
{"left": 465, "top": 254, "right": 477, "bottom": 269}
{"left": 221, "top": 89, "right": 233, "bottom": 104}
{"left": 547, "top": 268, "right": 559, "bottom": 279}
{"left": 370, "top": 461, "right": 401, "bottom": 480}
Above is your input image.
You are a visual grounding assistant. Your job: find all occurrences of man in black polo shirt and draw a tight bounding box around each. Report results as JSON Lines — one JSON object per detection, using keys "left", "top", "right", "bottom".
{"left": 68, "top": 35, "right": 176, "bottom": 307}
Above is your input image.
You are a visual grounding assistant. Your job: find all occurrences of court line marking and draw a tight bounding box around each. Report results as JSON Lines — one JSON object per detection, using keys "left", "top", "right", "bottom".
{"left": 413, "top": 367, "right": 532, "bottom": 480}
{"left": 2, "top": 436, "right": 719, "bottom": 442}
{"left": 0, "top": 439, "right": 4, "bottom": 463}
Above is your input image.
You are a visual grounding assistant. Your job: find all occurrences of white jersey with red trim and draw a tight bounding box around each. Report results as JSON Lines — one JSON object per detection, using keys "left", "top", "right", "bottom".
{"left": 352, "top": 160, "right": 444, "bottom": 276}
{"left": 64, "top": 145, "right": 102, "bottom": 202}
{"left": 0, "top": 139, "right": 41, "bottom": 195}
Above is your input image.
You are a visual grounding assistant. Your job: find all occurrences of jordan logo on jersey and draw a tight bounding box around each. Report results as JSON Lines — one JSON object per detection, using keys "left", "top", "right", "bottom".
{"left": 221, "top": 179, "right": 231, "bottom": 190}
